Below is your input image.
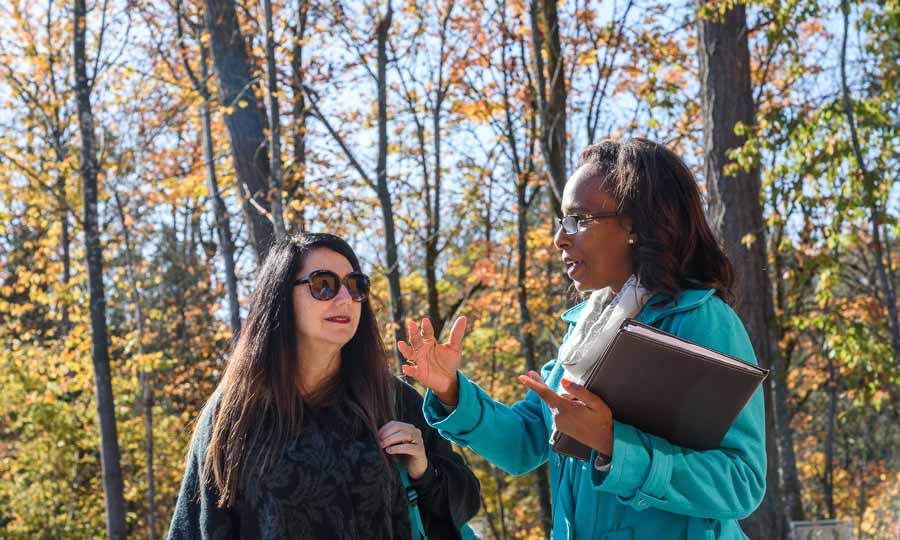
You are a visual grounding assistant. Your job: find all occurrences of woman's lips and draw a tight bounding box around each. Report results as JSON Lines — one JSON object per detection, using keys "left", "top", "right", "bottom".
{"left": 325, "top": 316, "right": 351, "bottom": 324}
{"left": 565, "top": 260, "right": 583, "bottom": 279}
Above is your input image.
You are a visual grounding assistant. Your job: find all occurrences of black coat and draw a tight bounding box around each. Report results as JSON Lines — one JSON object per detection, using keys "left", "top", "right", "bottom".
{"left": 167, "top": 377, "right": 480, "bottom": 540}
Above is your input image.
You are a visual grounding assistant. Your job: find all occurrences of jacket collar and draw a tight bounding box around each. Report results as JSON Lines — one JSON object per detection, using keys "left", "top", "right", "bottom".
{"left": 560, "top": 288, "right": 716, "bottom": 325}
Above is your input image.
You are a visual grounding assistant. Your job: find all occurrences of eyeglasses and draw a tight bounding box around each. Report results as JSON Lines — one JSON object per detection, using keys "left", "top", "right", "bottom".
{"left": 292, "top": 270, "right": 370, "bottom": 302}
{"left": 556, "top": 211, "right": 620, "bottom": 235}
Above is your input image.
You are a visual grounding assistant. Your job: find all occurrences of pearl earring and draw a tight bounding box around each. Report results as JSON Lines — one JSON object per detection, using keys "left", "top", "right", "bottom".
{"left": 628, "top": 237, "right": 636, "bottom": 245}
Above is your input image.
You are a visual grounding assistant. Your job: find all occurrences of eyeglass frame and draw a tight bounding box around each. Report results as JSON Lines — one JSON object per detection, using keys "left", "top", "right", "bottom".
{"left": 291, "top": 269, "right": 371, "bottom": 302}
{"left": 556, "top": 211, "right": 620, "bottom": 235}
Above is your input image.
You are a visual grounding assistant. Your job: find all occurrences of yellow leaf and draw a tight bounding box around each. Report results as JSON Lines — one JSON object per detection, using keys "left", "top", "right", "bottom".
{"left": 741, "top": 233, "right": 757, "bottom": 249}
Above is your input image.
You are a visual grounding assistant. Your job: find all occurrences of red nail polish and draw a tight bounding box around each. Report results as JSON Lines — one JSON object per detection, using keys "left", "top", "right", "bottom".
{"left": 561, "top": 379, "right": 571, "bottom": 388}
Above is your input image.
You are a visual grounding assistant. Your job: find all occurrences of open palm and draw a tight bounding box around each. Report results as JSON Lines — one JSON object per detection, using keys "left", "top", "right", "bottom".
{"left": 398, "top": 316, "right": 467, "bottom": 398}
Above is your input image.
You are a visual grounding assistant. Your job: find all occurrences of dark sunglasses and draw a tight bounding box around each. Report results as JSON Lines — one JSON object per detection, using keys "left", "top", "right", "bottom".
{"left": 556, "top": 211, "right": 619, "bottom": 235}
{"left": 292, "top": 270, "right": 370, "bottom": 302}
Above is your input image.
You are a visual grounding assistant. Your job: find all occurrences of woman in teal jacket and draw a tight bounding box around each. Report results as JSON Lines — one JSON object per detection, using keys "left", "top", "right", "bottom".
{"left": 399, "top": 138, "right": 766, "bottom": 539}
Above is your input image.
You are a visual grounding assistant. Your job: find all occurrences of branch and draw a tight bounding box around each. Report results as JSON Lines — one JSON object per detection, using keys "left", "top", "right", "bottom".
{"left": 301, "top": 84, "right": 375, "bottom": 190}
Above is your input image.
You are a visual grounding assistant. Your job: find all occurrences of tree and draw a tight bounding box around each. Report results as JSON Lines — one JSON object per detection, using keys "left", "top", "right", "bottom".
{"left": 260, "top": 0, "right": 287, "bottom": 239}
{"left": 696, "top": 0, "right": 808, "bottom": 537}
{"left": 305, "top": 0, "right": 407, "bottom": 371}
{"left": 73, "top": 0, "right": 127, "bottom": 536}
{"left": 529, "top": 0, "right": 566, "bottom": 216}
{"left": 202, "top": 0, "right": 275, "bottom": 260}
{"left": 173, "top": 0, "right": 242, "bottom": 338}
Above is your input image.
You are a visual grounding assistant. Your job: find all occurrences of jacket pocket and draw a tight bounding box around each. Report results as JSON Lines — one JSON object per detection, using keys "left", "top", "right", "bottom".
{"left": 602, "top": 528, "right": 633, "bottom": 540}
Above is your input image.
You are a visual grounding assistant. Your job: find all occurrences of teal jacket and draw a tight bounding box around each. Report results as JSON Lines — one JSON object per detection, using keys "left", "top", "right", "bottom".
{"left": 423, "top": 289, "right": 766, "bottom": 540}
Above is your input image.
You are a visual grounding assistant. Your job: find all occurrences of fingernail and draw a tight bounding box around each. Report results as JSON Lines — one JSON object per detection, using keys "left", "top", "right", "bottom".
{"left": 517, "top": 375, "right": 528, "bottom": 384}
{"left": 561, "top": 379, "right": 571, "bottom": 388}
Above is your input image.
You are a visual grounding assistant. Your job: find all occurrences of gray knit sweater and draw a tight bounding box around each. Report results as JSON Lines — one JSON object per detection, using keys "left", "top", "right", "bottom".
{"left": 167, "top": 378, "right": 480, "bottom": 540}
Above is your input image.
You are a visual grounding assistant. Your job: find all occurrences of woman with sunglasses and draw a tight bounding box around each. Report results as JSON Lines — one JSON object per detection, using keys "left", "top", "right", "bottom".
{"left": 168, "top": 233, "right": 480, "bottom": 540}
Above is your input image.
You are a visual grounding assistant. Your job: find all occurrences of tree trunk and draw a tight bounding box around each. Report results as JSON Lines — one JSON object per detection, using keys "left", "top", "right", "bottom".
{"left": 260, "top": 0, "right": 286, "bottom": 239}
{"left": 202, "top": 0, "right": 275, "bottom": 260}
{"left": 200, "top": 43, "right": 242, "bottom": 338}
{"left": 58, "top": 173, "right": 71, "bottom": 331}
{"left": 113, "top": 193, "right": 156, "bottom": 540}
{"left": 697, "top": 3, "right": 800, "bottom": 538}
{"left": 425, "top": 98, "right": 443, "bottom": 337}
{"left": 516, "top": 174, "right": 553, "bottom": 538}
{"left": 529, "top": 0, "right": 566, "bottom": 216}
{"left": 290, "top": 0, "right": 310, "bottom": 232}
{"left": 375, "top": 1, "right": 406, "bottom": 372}
{"left": 73, "top": 1, "right": 127, "bottom": 537}
{"left": 423, "top": 7, "right": 451, "bottom": 338}
{"left": 823, "top": 351, "right": 836, "bottom": 519}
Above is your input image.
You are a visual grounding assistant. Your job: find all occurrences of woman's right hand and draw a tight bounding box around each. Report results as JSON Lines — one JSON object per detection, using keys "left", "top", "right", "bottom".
{"left": 398, "top": 316, "right": 467, "bottom": 406}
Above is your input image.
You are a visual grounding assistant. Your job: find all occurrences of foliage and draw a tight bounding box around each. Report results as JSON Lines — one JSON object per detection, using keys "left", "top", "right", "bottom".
{"left": 1, "top": 0, "right": 899, "bottom": 538}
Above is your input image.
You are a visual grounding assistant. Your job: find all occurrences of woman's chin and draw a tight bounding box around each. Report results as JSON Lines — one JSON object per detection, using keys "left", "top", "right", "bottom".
{"left": 572, "top": 279, "right": 606, "bottom": 294}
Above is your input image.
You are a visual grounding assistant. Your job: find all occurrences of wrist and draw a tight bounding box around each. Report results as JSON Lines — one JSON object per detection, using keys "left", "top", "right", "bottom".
{"left": 434, "top": 376, "right": 459, "bottom": 407}
{"left": 408, "top": 459, "right": 429, "bottom": 481}
{"left": 591, "top": 422, "right": 614, "bottom": 456}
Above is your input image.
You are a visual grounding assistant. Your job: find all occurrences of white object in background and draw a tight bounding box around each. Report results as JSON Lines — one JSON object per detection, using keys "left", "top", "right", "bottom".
{"left": 789, "top": 519, "right": 854, "bottom": 540}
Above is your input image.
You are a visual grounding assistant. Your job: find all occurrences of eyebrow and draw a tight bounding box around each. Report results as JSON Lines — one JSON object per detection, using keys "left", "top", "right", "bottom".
{"left": 564, "top": 207, "right": 591, "bottom": 214}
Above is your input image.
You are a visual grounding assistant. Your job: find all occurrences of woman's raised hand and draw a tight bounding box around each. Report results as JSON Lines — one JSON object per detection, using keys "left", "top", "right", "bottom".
{"left": 398, "top": 316, "right": 467, "bottom": 406}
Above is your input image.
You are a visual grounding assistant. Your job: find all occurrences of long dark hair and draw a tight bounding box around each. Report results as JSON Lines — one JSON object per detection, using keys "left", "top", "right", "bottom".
{"left": 579, "top": 138, "right": 735, "bottom": 304}
{"left": 199, "top": 233, "right": 395, "bottom": 508}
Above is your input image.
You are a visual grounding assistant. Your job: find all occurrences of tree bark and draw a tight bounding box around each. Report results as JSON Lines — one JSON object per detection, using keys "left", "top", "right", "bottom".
{"left": 290, "top": 0, "right": 310, "bottom": 232}
{"left": 303, "top": 1, "right": 405, "bottom": 369}
{"left": 529, "top": 0, "right": 566, "bottom": 216}
{"left": 261, "top": 0, "right": 286, "bottom": 238}
{"left": 200, "top": 43, "right": 242, "bottom": 338}
{"left": 375, "top": 1, "right": 407, "bottom": 372}
{"left": 173, "top": 3, "right": 243, "bottom": 338}
{"left": 113, "top": 193, "right": 156, "bottom": 540}
{"left": 516, "top": 173, "right": 553, "bottom": 538}
{"left": 697, "top": 3, "right": 801, "bottom": 538}
{"left": 202, "top": 0, "right": 275, "bottom": 260}
{"left": 823, "top": 350, "right": 836, "bottom": 519}
{"left": 58, "top": 172, "right": 71, "bottom": 331}
{"left": 500, "top": 11, "right": 555, "bottom": 530}
{"left": 73, "top": 1, "right": 127, "bottom": 537}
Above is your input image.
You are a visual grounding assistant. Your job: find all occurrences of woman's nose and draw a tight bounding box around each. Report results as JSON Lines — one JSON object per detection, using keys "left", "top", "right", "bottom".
{"left": 333, "top": 282, "right": 353, "bottom": 305}
{"left": 553, "top": 224, "right": 570, "bottom": 250}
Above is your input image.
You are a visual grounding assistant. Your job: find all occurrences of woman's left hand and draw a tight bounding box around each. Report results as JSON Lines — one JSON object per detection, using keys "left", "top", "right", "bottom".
{"left": 519, "top": 371, "right": 614, "bottom": 456}
{"left": 378, "top": 421, "right": 428, "bottom": 480}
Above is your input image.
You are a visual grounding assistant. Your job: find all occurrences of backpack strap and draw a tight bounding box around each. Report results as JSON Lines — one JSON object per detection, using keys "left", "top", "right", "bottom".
{"left": 397, "top": 463, "right": 428, "bottom": 540}
{"left": 395, "top": 381, "right": 428, "bottom": 540}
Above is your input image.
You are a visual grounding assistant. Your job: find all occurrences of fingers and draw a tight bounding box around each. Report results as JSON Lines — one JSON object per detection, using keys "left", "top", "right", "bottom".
{"left": 400, "top": 363, "right": 420, "bottom": 379}
{"left": 376, "top": 420, "right": 406, "bottom": 438}
{"left": 377, "top": 422, "right": 424, "bottom": 452}
{"left": 447, "top": 316, "right": 467, "bottom": 351}
{"left": 561, "top": 379, "right": 607, "bottom": 411}
{"left": 397, "top": 340, "right": 416, "bottom": 362}
{"left": 384, "top": 443, "right": 424, "bottom": 456}
{"left": 406, "top": 320, "right": 424, "bottom": 350}
{"left": 421, "top": 317, "right": 435, "bottom": 341}
{"left": 518, "top": 371, "right": 569, "bottom": 410}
